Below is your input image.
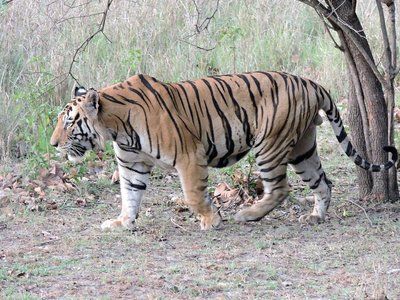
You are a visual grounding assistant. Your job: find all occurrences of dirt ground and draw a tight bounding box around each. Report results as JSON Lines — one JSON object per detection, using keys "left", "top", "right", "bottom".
{"left": 1, "top": 166, "right": 400, "bottom": 300}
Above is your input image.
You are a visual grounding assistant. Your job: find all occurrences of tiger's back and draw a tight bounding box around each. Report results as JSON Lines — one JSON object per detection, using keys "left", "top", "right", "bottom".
{"left": 101, "top": 72, "right": 321, "bottom": 169}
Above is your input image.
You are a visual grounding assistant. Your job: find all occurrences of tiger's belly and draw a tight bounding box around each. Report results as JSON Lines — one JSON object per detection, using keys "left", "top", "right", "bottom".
{"left": 203, "top": 125, "right": 254, "bottom": 168}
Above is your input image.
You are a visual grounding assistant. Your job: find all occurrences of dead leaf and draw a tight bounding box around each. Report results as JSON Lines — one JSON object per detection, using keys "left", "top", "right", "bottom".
{"left": 213, "top": 182, "right": 243, "bottom": 208}
{"left": 232, "top": 169, "right": 248, "bottom": 186}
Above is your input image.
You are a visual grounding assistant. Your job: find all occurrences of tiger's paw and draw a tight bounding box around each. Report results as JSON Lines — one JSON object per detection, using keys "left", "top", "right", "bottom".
{"left": 101, "top": 217, "right": 135, "bottom": 231}
{"left": 234, "top": 206, "right": 266, "bottom": 222}
{"left": 299, "top": 214, "right": 324, "bottom": 225}
{"left": 200, "top": 207, "right": 222, "bottom": 230}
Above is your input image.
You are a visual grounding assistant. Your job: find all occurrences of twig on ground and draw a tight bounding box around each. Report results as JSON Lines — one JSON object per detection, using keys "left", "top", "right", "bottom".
{"left": 170, "top": 217, "right": 191, "bottom": 233}
{"left": 346, "top": 199, "right": 375, "bottom": 227}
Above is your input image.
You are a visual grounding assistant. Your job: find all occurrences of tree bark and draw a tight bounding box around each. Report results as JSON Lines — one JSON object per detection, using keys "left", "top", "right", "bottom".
{"left": 331, "top": 0, "right": 390, "bottom": 201}
{"left": 346, "top": 67, "right": 373, "bottom": 198}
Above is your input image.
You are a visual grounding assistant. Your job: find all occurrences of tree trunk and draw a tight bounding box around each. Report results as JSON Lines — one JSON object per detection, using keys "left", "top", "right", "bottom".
{"left": 329, "top": 0, "right": 393, "bottom": 201}
{"left": 346, "top": 71, "right": 373, "bottom": 198}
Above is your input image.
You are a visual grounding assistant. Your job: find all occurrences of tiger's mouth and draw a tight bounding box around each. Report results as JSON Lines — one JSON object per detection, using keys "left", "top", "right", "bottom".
{"left": 53, "top": 142, "right": 88, "bottom": 164}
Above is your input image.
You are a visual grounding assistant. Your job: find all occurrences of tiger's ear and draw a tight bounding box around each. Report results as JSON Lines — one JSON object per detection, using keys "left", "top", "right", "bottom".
{"left": 72, "top": 85, "right": 87, "bottom": 98}
{"left": 82, "top": 88, "right": 99, "bottom": 118}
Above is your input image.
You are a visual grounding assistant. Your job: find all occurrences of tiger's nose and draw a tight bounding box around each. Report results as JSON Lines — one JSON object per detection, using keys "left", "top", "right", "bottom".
{"left": 50, "top": 140, "right": 58, "bottom": 147}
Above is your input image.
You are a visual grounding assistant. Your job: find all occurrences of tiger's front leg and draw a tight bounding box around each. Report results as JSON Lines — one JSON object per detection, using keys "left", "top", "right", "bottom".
{"left": 176, "top": 160, "right": 222, "bottom": 230}
{"left": 101, "top": 161, "right": 152, "bottom": 231}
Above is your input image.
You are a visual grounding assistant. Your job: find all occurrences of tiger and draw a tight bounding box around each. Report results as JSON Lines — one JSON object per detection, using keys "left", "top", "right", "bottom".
{"left": 50, "top": 71, "right": 398, "bottom": 230}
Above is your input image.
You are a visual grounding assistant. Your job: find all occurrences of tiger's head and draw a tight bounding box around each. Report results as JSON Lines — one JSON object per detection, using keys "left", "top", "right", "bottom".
{"left": 50, "top": 87, "right": 104, "bottom": 163}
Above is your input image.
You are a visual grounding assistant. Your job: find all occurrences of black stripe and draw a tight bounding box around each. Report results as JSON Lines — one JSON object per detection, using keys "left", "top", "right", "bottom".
{"left": 371, "top": 165, "right": 381, "bottom": 172}
{"left": 127, "top": 87, "right": 152, "bottom": 109}
{"left": 122, "top": 176, "right": 147, "bottom": 190}
{"left": 202, "top": 79, "right": 235, "bottom": 167}
{"left": 237, "top": 74, "right": 258, "bottom": 128}
{"left": 310, "top": 173, "right": 324, "bottom": 189}
{"left": 354, "top": 155, "right": 362, "bottom": 166}
{"left": 262, "top": 173, "right": 286, "bottom": 183}
{"left": 102, "top": 93, "right": 126, "bottom": 105}
{"left": 336, "top": 127, "right": 347, "bottom": 143}
{"left": 288, "top": 142, "right": 317, "bottom": 165}
{"left": 122, "top": 165, "right": 151, "bottom": 174}
{"left": 250, "top": 74, "right": 262, "bottom": 96}
{"left": 187, "top": 81, "right": 205, "bottom": 117}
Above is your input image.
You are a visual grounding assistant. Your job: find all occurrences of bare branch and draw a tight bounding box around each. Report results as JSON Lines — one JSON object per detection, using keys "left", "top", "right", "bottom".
{"left": 375, "top": 0, "right": 392, "bottom": 79}
{"left": 68, "top": 0, "right": 114, "bottom": 85}
{"left": 194, "top": 0, "right": 219, "bottom": 33}
{"left": 177, "top": 38, "right": 216, "bottom": 52}
{"left": 180, "top": 0, "right": 220, "bottom": 52}
{"left": 385, "top": 0, "right": 397, "bottom": 78}
{"left": 56, "top": 12, "right": 104, "bottom": 25}
{"left": 298, "top": 0, "right": 388, "bottom": 89}
{"left": 315, "top": 8, "right": 344, "bottom": 51}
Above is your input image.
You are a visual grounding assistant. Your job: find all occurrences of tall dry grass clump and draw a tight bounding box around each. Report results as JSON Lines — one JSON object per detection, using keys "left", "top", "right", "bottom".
{"left": 0, "top": 0, "right": 396, "bottom": 163}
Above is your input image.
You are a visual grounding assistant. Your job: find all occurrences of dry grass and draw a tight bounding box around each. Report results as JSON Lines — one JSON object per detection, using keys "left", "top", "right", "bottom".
{"left": 1, "top": 0, "right": 398, "bottom": 160}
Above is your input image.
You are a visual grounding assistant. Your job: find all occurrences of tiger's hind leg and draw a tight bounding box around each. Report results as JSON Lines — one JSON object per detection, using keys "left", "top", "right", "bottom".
{"left": 288, "top": 125, "right": 332, "bottom": 224}
{"left": 235, "top": 142, "right": 291, "bottom": 222}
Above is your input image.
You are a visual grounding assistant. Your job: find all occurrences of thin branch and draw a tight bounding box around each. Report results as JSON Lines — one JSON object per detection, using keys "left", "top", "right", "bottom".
{"left": 375, "top": 0, "right": 392, "bottom": 79}
{"left": 56, "top": 12, "right": 104, "bottom": 24}
{"left": 64, "top": 0, "right": 96, "bottom": 9}
{"left": 178, "top": 38, "right": 216, "bottom": 52}
{"left": 193, "top": 0, "right": 220, "bottom": 33}
{"left": 180, "top": 0, "right": 219, "bottom": 52}
{"left": 315, "top": 8, "right": 344, "bottom": 51}
{"left": 170, "top": 217, "right": 190, "bottom": 233}
{"left": 298, "top": 0, "right": 388, "bottom": 89}
{"left": 68, "top": 0, "right": 113, "bottom": 85}
{"left": 384, "top": 0, "right": 398, "bottom": 78}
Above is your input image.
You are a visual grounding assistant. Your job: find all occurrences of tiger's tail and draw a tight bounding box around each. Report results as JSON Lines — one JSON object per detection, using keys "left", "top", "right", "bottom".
{"left": 320, "top": 89, "right": 398, "bottom": 172}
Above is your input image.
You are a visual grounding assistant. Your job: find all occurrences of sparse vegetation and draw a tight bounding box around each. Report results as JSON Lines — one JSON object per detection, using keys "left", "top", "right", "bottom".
{"left": 1, "top": 0, "right": 398, "bottom": 163}
{"left": 1, "top": 0, "right": 400, "bottom": 298}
